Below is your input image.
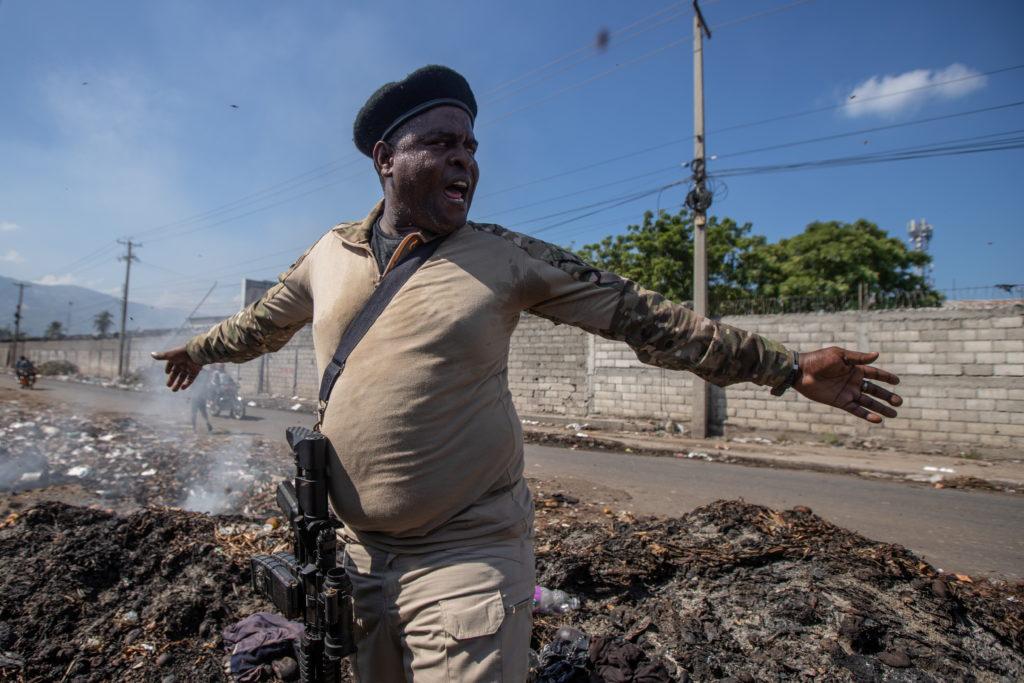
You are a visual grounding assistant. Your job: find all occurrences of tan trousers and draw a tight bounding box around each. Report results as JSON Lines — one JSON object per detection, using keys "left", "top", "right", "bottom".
{"left": 342, "top": 534, "right": 535, "bottom": 682}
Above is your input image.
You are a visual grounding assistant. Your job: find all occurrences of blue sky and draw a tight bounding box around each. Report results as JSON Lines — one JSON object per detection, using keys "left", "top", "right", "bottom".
{"left": 1, "top": 0, "right": 1022, "bottom": 318}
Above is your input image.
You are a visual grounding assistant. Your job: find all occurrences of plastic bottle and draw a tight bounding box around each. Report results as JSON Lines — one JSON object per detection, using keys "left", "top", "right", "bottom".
{"left": 532, "top": 585, "right": 580, "bottom": 615}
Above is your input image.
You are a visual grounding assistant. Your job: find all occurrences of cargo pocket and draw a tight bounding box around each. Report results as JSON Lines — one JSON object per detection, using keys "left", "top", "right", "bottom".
{"left": 440, "top": 590, "right": 505, "bottom": 681}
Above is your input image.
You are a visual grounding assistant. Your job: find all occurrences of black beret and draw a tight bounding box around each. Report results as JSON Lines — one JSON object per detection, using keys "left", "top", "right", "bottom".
{"left": 353, "top": 65, "right": 477, "bottom": 157}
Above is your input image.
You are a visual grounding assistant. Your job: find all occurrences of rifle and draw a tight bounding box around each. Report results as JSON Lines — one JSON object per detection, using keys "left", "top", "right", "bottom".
{"left": 250, "top": 426, "right": 355, "bottom": 682}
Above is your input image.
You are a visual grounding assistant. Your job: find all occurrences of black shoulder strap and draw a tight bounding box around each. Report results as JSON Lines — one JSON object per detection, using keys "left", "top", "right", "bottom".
{"left": 316, "top": 236, "right": 445, "bottom": 426}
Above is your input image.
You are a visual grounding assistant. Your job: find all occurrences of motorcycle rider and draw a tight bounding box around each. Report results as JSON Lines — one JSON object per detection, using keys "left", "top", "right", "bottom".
{"left": 15, "top": 356, "right": 36, "bottom": 386}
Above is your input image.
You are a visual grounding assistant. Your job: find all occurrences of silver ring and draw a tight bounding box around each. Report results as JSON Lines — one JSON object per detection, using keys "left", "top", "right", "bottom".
{"left": 861, "top": 379, "right": 869, "bottom": 394}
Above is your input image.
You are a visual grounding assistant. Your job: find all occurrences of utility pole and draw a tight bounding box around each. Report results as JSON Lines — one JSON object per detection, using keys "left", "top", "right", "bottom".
{"left": 117, "top": 239, "right": 140, "bottom": 378}
{"left": 66, "top": 300, "right": 73, "bottom": 334}
{"left": 9, "top": 282, "right": 30, "bottom": 367}
{"left": 687, "top": 0, "right": 712, "bottom": 438}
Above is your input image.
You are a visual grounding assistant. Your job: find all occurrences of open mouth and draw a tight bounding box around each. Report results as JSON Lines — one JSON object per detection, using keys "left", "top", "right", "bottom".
{"left": 443, "top": 180, "right": 469, "bottom": 204}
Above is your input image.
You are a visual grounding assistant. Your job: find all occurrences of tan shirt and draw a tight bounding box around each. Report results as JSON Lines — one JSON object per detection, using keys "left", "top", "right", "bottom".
{"left": 186, "top": 201, "right": 794, "bottom": 552}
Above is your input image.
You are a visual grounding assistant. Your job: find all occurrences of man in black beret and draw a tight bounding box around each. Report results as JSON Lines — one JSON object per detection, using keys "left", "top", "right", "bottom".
{"left": 154, "top": 65, "right": 902, "bottom": 681}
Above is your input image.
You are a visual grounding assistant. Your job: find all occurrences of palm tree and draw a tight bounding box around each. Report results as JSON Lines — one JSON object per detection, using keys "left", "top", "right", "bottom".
{"left": 45, "top": 321, "right": 65, "bottom": 339}
{"left": 94, "top": 310, "right": 114, "bottom": 338}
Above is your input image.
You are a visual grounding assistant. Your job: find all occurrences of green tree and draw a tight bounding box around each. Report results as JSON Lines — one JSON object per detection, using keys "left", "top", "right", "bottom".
{"left": 755, "top": 219, "right": 940, "bottom": 305}
{"left": 94, "top": 310, "right": 114, "bottom": 337}
{"left": 45, "top": 321, "right": 65, "bottom": 339}
{"left": 573, "top": 211, "right": 941, "bottom": 311}
{"left": 573, "top": 208, "right": 769, "bottom": 303}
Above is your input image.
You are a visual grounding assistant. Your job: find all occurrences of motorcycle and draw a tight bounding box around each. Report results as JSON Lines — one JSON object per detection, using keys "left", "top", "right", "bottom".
{"left": 17, "top": 372, "right": 36, "bottom": 389}
{"left": 210, "top": 385, "right": 246, "bottom": 419}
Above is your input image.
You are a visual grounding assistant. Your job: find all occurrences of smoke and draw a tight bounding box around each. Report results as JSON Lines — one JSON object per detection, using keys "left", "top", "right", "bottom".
{"left": 180, "top": 434, "right": 258, "bottom": 514}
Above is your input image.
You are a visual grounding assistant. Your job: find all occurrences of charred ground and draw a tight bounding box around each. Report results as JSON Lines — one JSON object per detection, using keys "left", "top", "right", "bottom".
{"left": 1, "top": 395, "right": 1022, "bottom": 681}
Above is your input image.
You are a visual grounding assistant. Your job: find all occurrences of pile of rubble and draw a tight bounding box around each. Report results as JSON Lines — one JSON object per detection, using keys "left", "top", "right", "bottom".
{"left": 0, "top": 502, "right": 284, "bottom": 682}
{"left": 2, "top": 399, "right": 1021, "bottom": 681}
{"left": 0, "top": 401, "right": 285, "bottom": 517}
{"left": 532, "top": 498, "right": 1024, "bottom": 681}
{"left": 0, "top": 494, "right": 1019, "bottom": 682}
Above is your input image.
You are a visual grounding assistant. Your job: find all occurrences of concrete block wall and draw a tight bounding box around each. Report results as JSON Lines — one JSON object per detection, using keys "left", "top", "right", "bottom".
{"left": 5, "top": 304, "right": 1022, "bottom": 450}
{"left": 713, "top": 308, "right": 1024, "bottom": 448}
{"left": 506, "top": 315, "right": 589, "bottom": 416}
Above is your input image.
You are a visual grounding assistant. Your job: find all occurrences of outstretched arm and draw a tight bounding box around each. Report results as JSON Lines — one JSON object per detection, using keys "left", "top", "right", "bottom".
{"left": 500, "top": 228, "right": 901, "bottom": 424}
{"left": 150, "top": 244, "right": 316, "bottom": 392}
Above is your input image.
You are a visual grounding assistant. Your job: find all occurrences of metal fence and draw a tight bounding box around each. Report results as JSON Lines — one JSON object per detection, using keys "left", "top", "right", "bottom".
{"left": 711, "top": 285, "right": 1022, "bottom": 316}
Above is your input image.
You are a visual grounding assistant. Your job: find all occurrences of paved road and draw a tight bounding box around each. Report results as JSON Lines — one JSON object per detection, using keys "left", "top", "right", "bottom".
{"left": 5, "top": 375, "right": 1023, "bottom": 579}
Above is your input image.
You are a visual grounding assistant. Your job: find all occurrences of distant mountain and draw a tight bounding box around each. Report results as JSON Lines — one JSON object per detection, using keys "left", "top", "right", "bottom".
{"left": 0, "top": 274, "right": 190, "bottom": 336}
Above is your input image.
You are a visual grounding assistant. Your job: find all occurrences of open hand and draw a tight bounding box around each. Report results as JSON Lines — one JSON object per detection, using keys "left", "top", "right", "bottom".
{"left": 795, "top": 347, "right": 902, "bottom": 424}
{"left": 150, "top": 346, "right": 202, "bottom": 392}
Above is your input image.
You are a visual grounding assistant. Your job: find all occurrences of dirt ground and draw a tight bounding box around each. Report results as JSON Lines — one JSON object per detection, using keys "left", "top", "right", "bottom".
{"left": 1, "top": 391, "right": 1022, "bottom": 681}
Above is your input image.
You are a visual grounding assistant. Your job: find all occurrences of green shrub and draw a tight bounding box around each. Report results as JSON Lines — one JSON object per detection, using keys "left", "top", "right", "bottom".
{"left": 36, "top": 360, "right": 80, "bottom": 376}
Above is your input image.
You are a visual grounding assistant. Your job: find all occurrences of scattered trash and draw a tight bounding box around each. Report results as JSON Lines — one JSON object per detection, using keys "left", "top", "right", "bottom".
{"left": 923, "top": 466, "right": 956, "bottom": 474}
{"left": 0, "top": 402, "right": 288, "bottom": 517}
{"left": 533, "top": 586, "right": 580, "bottom": 615}
{"left": 684, "top": 451, "right": 713, "bottom": 461}
{"left": 290, "top": 403, "right": 302, "bottom": 411}
{"left": 521, "top": 419, "right": 541, "bottom": 425}
{"left": 222, "top": 612, "right": 303, "bottom": 681}
{"left": 247, "top": 401, "right": 257, "bottom": 407}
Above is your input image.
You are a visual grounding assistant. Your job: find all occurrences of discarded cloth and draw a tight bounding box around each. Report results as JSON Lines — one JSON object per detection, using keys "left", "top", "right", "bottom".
{"left": 588, "top": 636, "right": 672, "bottom": 683}
{"left": 535, "top": 628, "right": 591, "bottom": 683}
{"left": 222, "top": 612, "right": 304, "bottom": 681}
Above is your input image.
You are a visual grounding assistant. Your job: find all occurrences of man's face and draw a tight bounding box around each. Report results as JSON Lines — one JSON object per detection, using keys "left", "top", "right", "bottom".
{"left": 375, "top": 106, "right": 479, "bottom": 234}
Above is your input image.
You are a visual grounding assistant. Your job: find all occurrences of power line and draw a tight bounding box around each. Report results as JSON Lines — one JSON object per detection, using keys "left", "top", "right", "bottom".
{"left": 711, "top": 129, "right": 1024, "bottom": 178}
{"left": 129, "top": 155, "right": 363, "bottom": 240}
{"left": 710, "top": 99, "right": 1024, "bottom": 162}
{"left": 482, "top": 4, "right": 695, "bottom": 105}
{"left": 142, "top": 167, "right": 370, "bottom": 245}
{"left": 90, "top": 129, "right": 1024, "bottom": 308}
{"left": 708, "top": 63, "right": 1024, "bottom": 138}
{"left": 476, "top": 165, "right": 681, "bottom": 220}
{"left": 477, "top": 62, "right": 1024, "bottom": 202}
{"left": 512, "top": 179, "right": 688, "bottom": 234}
{"left": 711, "top": 0, "right": 818, "bottom": 29}
{"left": 481, "top": 0, "right": 819, "bottom": 126}
{"left": 122, "top": 120, "right": 1024, "bottom": 294}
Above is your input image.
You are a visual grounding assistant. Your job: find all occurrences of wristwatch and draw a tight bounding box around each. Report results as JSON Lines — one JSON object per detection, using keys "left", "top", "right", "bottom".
{"left": 770, "top": 351, "right": 801, "bottom": 397}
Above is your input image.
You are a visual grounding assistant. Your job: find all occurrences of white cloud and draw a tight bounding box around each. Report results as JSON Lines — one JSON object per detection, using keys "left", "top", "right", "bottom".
{"left": 35, "top": 273, "right": 75, "bottom": 285}
{"left": 1, "top": 249, "right": 25, "bottom": 263}
{"left": 842, "top": 63, "right": 987, "bottom": 118}
{"left": 0, "top": 221, "right": 20, "bottom": 232}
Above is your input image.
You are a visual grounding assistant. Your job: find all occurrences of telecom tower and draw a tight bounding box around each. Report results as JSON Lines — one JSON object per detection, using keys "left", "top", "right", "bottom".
{"left": 907, "top": 218, "right": 934, "bottom": 285}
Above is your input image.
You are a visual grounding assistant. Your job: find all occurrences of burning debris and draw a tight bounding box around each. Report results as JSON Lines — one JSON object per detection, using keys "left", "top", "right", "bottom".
{"left": 1, "top": 402, "right": 1021, "bottom": 681}
{"left": 0, "top": 401, "right": 286, "bottom": 517}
